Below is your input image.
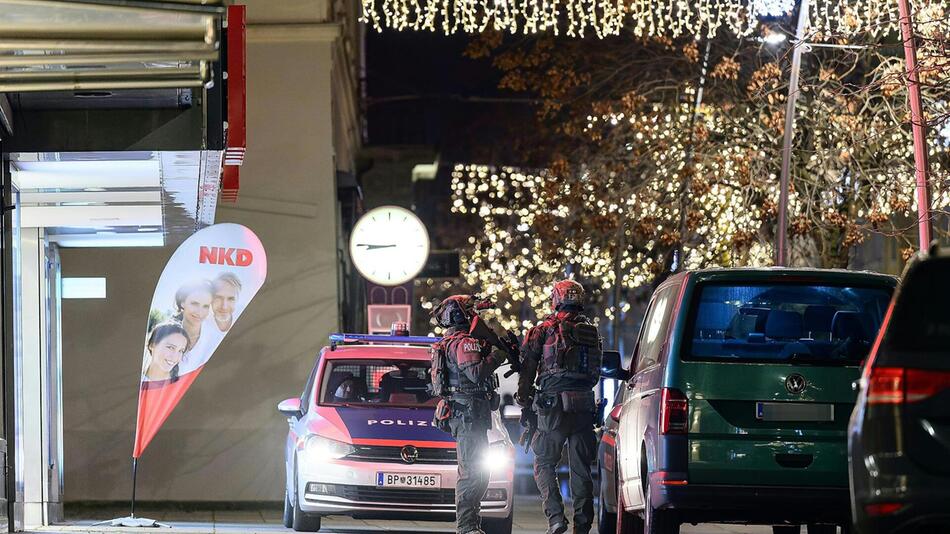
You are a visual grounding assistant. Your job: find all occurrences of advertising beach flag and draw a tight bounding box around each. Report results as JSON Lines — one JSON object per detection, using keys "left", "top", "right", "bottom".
{"left": 133, "top": 223, "right": 267, "bottom": 458}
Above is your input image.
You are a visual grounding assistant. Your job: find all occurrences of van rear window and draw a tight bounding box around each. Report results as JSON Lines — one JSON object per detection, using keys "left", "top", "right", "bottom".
{"left": 684, "top": 283, "right": 892, "bottom": 365}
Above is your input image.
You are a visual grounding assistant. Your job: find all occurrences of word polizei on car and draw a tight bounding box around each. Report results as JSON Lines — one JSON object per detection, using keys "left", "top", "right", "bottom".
{"left": 277, "top": 330, "right": 515, "bottom": 533}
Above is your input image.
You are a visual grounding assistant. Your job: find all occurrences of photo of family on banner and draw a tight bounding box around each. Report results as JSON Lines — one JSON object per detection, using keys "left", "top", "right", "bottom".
{"left": 102, "top": 223, "right": 267, "bottom": 528}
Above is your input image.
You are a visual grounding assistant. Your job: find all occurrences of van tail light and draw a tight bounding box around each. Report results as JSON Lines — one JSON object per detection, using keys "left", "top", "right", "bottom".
{"left": 659, "top": 388, "right": 688, "bottom": 434}
{"left": 609, "top": 404, "right": 623, "bottom": 422}
{"left": 868, "top": 367, "right": 950, "bottom": 405}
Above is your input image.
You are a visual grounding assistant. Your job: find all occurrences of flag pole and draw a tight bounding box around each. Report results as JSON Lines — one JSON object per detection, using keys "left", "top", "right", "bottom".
{"left": 131, "top": 457, "right": 138, "bottom": 518}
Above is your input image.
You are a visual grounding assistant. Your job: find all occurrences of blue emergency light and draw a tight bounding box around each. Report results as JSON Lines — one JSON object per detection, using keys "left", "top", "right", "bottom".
{"left": 328, "top": 333, "right": 442, "bottom": 349}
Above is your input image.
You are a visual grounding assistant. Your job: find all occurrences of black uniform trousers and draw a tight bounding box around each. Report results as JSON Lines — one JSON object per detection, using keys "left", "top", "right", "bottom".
{"left": 532, "top": 407, "right": 597, "bottom": 533}
{"left": 448, "top": 399, "right": 492, "bottom": 534}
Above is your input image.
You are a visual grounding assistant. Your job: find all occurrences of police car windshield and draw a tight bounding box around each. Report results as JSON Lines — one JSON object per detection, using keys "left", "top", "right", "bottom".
{"left": 320, "top": 359, "right": 436, "bottom": 407}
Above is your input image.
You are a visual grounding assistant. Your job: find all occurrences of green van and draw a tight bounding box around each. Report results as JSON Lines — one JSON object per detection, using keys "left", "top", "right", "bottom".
{"left": 602, "top": 268, "right": 895, "bottom": 534}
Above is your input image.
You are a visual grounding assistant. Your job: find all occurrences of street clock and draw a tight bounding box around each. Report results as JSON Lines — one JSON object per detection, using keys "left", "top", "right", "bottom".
{"left": 349, "top": 205, "right": 430, "bottom": 286}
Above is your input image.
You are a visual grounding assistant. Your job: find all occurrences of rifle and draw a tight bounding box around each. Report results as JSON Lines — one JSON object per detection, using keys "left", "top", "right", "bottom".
{"left": 518, "top": 404, "right": 538, "bottom": 453}
{"left": 468, "top": 305, "right": 522, "bottom": 378}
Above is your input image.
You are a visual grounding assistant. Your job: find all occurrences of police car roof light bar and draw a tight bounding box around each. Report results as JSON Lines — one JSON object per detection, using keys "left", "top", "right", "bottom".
{"left": 328, "top": 333, "right": 441, "bottom": 349}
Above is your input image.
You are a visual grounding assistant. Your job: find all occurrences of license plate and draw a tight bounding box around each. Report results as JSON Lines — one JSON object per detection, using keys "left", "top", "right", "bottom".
{"left": 376, "top": 472, "right": 441, "bottom": 488}
{"left": 756, "top": 402, "right": 834, "bottom": 422}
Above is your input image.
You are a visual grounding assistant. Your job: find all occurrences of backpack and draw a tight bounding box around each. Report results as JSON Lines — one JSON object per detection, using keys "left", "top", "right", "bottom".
{"left": 429, "top": 339, "right": 451, "bottom": 398}
{"left": 542, "top": 318, "right": 603, "bottom": 383}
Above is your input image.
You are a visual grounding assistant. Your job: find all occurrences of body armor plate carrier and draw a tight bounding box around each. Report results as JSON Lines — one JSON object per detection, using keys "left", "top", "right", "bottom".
{"left": 430, "top": 332, "right": 493, "bottom": 397}
{"left": 540, "top": 319, "right": 603, "bottom": 385}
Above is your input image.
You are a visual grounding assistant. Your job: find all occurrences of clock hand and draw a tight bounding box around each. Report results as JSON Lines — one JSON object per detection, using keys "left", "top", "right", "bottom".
{"left": 355, "top": 243, "right": 398, "bottom": 251}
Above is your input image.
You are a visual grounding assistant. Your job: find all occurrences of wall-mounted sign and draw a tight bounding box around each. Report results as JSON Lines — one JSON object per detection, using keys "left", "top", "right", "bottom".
{"left": 367, "top": 304, "right": 412, "bottom": 334}
{"left": 349, "top": 205, "right": 429, "bottom": 286}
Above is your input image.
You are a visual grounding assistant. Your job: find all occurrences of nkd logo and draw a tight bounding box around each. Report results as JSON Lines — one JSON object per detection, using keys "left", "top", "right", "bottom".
{"left": 199, "top": 246, "right": 253, "bottom": 267}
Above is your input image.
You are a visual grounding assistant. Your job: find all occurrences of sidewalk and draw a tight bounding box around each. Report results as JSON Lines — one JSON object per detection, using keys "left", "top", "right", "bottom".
{"left": 30, "top": 499, "right": 773, "bottom": 534}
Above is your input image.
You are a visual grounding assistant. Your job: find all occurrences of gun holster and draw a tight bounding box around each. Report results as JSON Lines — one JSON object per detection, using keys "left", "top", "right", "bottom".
{"left": 433, "top": 399, "right": 453, "bottom": 434}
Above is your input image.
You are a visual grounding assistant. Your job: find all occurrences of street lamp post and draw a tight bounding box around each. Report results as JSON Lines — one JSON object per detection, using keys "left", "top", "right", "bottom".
{"left": 775, "top": 0, "right": 810, "bottom": 267}
{"left": 775, "top": 0, "right": 933, "bottom": 262}
{"left": 896, "top": 0, "right": 933, "bottom": 252}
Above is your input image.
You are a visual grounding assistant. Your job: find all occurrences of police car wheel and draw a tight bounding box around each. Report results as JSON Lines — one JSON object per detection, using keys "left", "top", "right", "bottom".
{"left": 598, "top": 494, "right": 617, "bottom": 534}
{"left": 292, "top": 466, "right": 322, "bottom": 532}
{"left": 282, "top": 491, "right": 293, "bottom": 528}
{"left": 482, "top": 512, "right": 513, "bottom": 534}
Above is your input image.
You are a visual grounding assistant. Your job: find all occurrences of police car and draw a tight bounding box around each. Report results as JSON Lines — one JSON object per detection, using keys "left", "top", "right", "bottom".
{"left": 277, "top": 329, "right": 515, "bottom": 533}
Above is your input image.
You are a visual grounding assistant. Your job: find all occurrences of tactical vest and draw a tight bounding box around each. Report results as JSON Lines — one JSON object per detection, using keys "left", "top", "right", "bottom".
{"left": 430, "top": 332, "right": 493, "bottom": 397}
{"left": 538, "top": 315, "right": 603, "bottom": 385}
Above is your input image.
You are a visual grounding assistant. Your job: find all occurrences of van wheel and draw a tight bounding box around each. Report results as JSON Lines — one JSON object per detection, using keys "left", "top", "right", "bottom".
{"left": 616, "top": 490, "right": 644, "bottom": 534}
{"left": 643, "top": 481, "right": 678, "bottom": 534}
{"left": 282, "top": 490, "right": 293, "bottom": 528}
{"left": 772, "top": 527, "right": 800, "bottom": 534}
{"left": 483, "top": 512, "right": 513, "bottom": 534}
{"left": 292, "top": 469, "right": 322, "bottom": 532}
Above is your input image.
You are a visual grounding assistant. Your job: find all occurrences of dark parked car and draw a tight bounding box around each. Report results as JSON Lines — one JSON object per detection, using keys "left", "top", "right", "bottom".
{"left": 601, "top": 268, "right": 895, "bottom": 534}
{"left": 598, "top": 385, "right": 625, "bottom": 532}
{"left": 849, "top": 252, "right": 950, "bottom": 533}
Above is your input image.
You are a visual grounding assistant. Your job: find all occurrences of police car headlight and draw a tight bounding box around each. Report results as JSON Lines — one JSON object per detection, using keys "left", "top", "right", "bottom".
{"left": 304, "top": 435, "right": 355, "bottom": 463}
{"left": 482, "top": 442, "right": 513, "bottom": 472}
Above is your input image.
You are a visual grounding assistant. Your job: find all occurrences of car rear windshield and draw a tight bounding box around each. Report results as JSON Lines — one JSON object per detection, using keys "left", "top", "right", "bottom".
{"left": 885, "top": 259, "right": 950, "bottom": 354}
{"left": 319, "top": 359, "right": 436, "bottom": 407}
{"left": 684, "top": 282, "right": 893, "bottom": 365}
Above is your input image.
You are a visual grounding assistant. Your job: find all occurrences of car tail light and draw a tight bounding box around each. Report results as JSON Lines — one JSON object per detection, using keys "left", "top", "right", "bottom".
{"left": 609, "top": 404, "right": 623, "bottom": 422}
{"left": 867, "top": 367, "right": 905, "bottom": 405}
{"left": 659, "top": 388, "right": 688, "bottom": 434}
{"left": 906, "top": 368, "right": 950, "bottom": 402}
{"left": 868, "top": 367, "right": 950, "bottom": 404}
{"left": 865, "top": 503, "right": 904, "bottom": 517}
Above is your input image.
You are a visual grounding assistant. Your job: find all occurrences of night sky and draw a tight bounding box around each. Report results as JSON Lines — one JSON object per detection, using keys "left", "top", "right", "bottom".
{"left": 365, "top": 29, "right": 536, "bottom": 163}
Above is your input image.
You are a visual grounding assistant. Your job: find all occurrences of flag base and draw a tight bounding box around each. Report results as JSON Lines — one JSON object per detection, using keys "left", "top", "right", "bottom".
{"left": 93, "top": 516, "right": 169, "bottom": 528}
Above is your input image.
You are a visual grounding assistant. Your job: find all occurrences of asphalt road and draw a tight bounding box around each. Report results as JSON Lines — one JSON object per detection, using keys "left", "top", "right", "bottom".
{"left": 31, "top": 501, "right": 781, "bottom": 534}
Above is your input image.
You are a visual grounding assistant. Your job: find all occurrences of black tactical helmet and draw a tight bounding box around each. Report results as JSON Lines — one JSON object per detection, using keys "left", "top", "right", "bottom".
{"left": 432, "top": 295, "right": 477, "bottom": 327}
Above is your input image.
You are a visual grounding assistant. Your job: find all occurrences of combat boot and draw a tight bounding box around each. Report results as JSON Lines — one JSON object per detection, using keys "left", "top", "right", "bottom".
{"left": 547, "top": 521, "right": 568, "bottom": 534}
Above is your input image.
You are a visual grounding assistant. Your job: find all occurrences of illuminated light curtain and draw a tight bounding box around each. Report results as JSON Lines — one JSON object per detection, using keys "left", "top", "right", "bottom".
{"left": 360, "top": 0, "right": 949, "bottom": 39}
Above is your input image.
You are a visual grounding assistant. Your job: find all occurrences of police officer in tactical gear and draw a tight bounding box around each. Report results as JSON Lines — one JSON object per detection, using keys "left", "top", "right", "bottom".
{"left": 518, "top": 280, "right": 603, "bottom": 534}
{"left": 430, "top": 295, "right": 505, "bottom": 534}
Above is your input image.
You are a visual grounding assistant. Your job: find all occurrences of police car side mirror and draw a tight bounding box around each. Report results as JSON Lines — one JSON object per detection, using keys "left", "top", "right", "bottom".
{"left": 277, "top": 397, "right": 302, "bottom": 418}
{"left": 601, "top": 350, "right": 629, "bottom": 381}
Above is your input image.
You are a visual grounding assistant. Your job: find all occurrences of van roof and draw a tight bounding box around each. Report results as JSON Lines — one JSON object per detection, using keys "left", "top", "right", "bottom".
{"left": 684, "top": 267, "right": 897, "bottom": 285}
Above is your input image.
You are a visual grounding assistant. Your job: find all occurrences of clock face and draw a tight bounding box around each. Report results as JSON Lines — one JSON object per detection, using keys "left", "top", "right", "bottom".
{"left": 349, "top": 206, "right": 430, "bottom": 286}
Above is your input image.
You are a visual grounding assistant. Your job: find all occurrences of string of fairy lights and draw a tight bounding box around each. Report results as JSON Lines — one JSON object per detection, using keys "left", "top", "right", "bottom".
{"left": 360, "top": 0, "right": 949, "bottom": 39}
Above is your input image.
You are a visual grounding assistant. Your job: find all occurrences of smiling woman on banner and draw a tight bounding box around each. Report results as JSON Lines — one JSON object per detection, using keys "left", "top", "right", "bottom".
{"left": 142, "top": 322, "right": 190, "bottom": 382}
{"left": 174, "top": 279, "right": 214, "bottom": 350}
